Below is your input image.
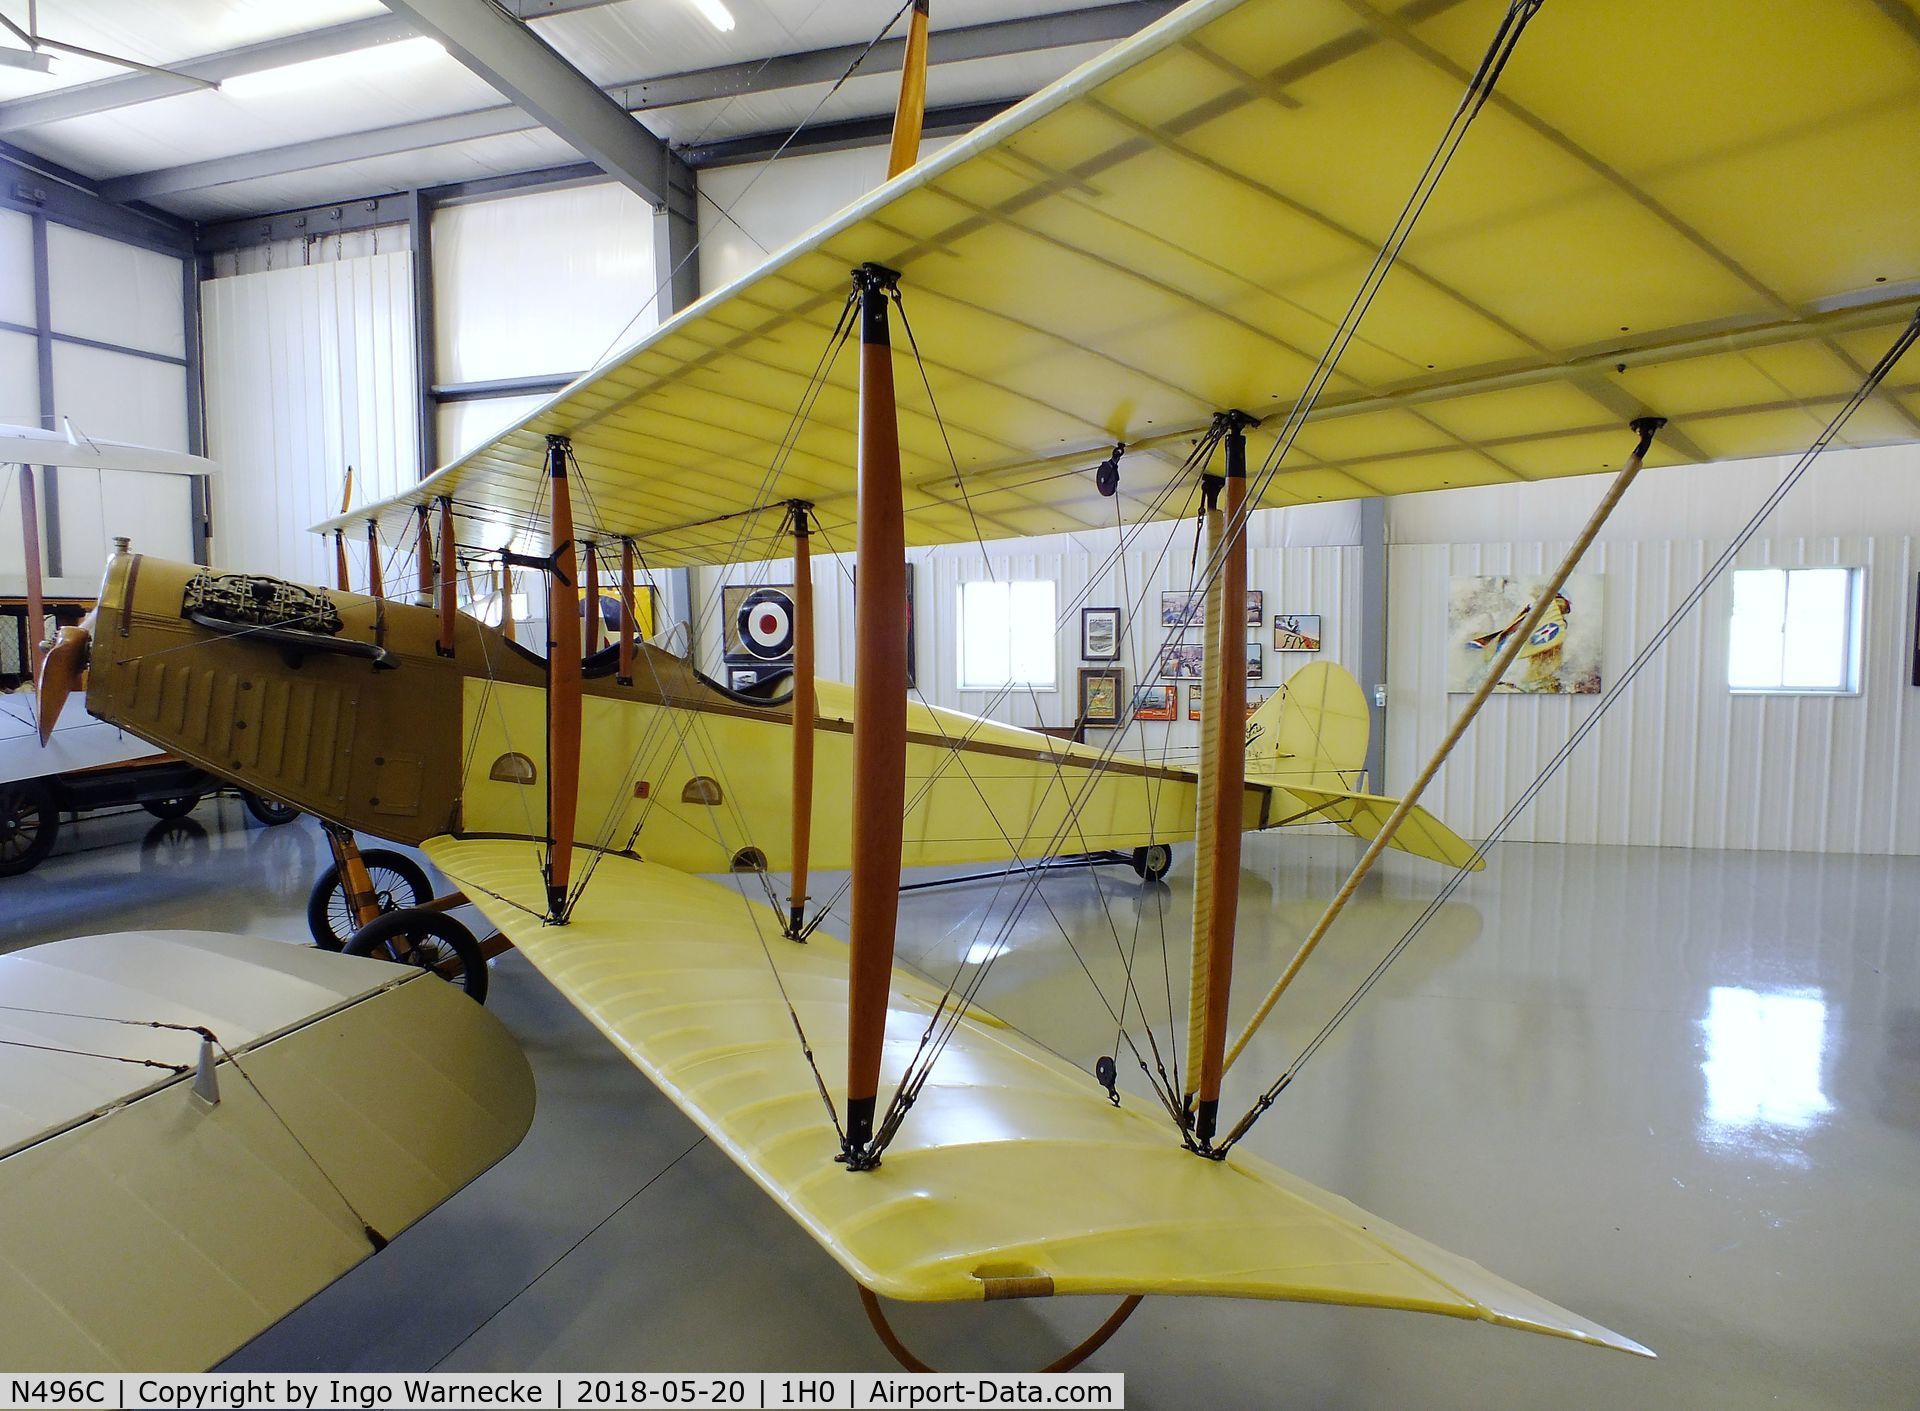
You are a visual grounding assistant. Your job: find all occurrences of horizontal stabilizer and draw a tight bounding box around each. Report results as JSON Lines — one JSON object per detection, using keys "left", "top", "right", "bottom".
{"left": 0, "top": 932, "right": 534, "bottom": 1371}
{"left": 1272, "top": 784, "right": 1485, "bottom": 872}
{"left": 429, "top": 837, "right": 1632, "bottom": 1353}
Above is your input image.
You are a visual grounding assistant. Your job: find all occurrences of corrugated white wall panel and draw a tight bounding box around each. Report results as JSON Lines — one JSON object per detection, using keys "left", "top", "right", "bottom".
{"left": 434, "top": 182, "right": 659, "bottom": 385}
{"left": 690, "top": 510, "right": 1366, "bottom": 760}
{"left": 201, "top": 251, "right": 417, "bottom": 584}
{"left": 1386, "top": 529, "right": 1919, "bottom": 856}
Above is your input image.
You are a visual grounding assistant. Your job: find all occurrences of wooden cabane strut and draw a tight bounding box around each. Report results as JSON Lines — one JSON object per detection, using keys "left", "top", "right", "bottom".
{"left": 17, "top": 461, "right": 44, "bottom": 677}
{"left": 786, "top": 499, "right": 817, "bottom": 939}
{"left": 436, "top": 496, "right": 457, "bottom": 657}
{"left": 415, "top": 505, "right": 434, "bottom": 602}
{"left": 617, "top": 538, "right": 637, "bottom": 686}
{"left": 842, "top": 263, "right": 908, "bottom": 1168}
{"left": 544, "top": 433, "right": 583, "bottom": 922}
{"left": 333, "top": 466, "right": 353, "bottom": 593}
{"left": 1187, "top": 410, "right": 1257, "bottom": 1152}
{"left": 583, "top": 539, "right": 601, "bottom": 655}
{"left": 365, "top": 518, "right": 384, "bottom": 601}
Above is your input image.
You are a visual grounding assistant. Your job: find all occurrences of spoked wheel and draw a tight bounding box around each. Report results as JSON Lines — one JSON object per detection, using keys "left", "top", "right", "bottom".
{"left": 343, "top": 907, "right": 488, "bottom": 1004}
{"left": 307, "top": 848, "right": 432, "bottom": 950}
{"left": 1129, "top": 843, "right": 1172, "bottom": 882}
{"left": 241, "top": 791, "right": 300, "bottom": 826}
{"left": 0, "top": 780, "right": 59, "bottom": 877}
{"left": 142, "top": 793, "right": 202, "bottom": 820}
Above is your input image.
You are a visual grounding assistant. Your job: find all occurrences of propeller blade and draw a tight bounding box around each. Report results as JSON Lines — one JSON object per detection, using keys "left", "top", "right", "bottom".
{"left": 35, "top": 622, "right": 91, "bottom": 745}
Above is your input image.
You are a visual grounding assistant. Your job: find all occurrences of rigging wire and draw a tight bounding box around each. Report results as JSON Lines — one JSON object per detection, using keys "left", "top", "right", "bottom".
{"left": 1215, "top": 305, "right": 1920, "bottom": 1155}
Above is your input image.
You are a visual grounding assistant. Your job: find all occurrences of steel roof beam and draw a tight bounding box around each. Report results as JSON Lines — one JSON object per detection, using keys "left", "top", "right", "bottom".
{"left": 93, "top": 4, "right": 1168, "bottom": 202}
{"left": 373, "top": 0, "right": 678, "bottom": 208}
{"left": 0, "top": 0, "right": 628, "bottom": 137}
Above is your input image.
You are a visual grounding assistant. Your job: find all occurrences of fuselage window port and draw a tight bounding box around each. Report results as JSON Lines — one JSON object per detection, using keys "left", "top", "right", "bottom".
{"left": 682, "top": 775, "right": 723, "bottom": 805}
{"left": 489, "top": 751, "right": 537, "bottom": 784}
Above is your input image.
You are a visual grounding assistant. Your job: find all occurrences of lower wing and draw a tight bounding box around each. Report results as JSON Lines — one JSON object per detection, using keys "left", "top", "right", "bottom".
{"left": 430, "top": 836, "right": 1634, "bottom": 1352}
{"left": 0, "top": 932, "right": 534, "bottom": 1371}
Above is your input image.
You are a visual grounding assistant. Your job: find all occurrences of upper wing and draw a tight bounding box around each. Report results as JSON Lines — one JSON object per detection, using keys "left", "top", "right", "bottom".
{"left": 319, "top": 0, "right": 1918, "bottom": 564}
{"left": 0, "top": 932, "right": 533, "bottom": 1371}
{"left": 429, "top": 836, "right": 1635, "bottom": 1351}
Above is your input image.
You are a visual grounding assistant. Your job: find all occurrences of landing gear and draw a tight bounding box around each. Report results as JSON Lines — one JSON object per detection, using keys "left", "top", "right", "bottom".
{"left": 1130, "top": 843, "right": 1172, "bottom": 882}
{"left": 0, "top": 780, "right": 58, "bottom": 877}
{"left": 141, "top": 793, "right": 201, "bottom": 820}
{"left": 240, "top": 791, "right": 299, "bottom": 826}
{"left": 344, "top": 907, "right": 489, "bottom": 1003}
{"left": 307, "top": 848, "right": 431, "bottom": 950}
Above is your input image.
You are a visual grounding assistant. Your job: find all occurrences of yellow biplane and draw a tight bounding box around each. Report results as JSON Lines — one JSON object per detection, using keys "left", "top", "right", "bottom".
{"left": 16, "top": 0, "right": 1920, "bottom": 1372}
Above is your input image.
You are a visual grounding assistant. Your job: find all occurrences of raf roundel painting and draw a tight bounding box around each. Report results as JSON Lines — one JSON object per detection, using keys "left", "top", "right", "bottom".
{"left": 1447, "top": 573, "right": 1604, "bottom": 695}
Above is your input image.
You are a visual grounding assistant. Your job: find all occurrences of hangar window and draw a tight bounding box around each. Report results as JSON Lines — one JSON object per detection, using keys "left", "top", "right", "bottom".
{"left": 958, "top": 580, "right": 1057, "bottom": 691}
{"left": 1727, "top": 567, "right": 1861, "bottom": 694}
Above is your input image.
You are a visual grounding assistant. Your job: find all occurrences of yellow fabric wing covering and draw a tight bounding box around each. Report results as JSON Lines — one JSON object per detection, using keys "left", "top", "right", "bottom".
{"left": 428, "top": 836, "right": 1639, "bottom": 1353}
{"left": 0, "top": 932, "right": 535, "bottom": 1372}
{"left": 1269, "top": 783, "right": 1486, "bottom": 871}
{"left": 319, "top": 0, "right": 1919, "bottom": 565}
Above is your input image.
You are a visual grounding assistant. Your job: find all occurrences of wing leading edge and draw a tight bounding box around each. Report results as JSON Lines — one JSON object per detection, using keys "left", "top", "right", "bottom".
{"left": 428, "top": 836, "right": 1643, "bottom": 1354}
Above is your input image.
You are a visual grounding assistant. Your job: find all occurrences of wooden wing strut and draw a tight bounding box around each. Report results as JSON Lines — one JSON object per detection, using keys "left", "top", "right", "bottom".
{"left": 843, "top": 266, "right": 908, "bottom": 1165}
{"left": 544, "top": 434, "right": 583, "bottom": 921}
{"left": 787, "top": 501, "right": 816, "bottom": 939}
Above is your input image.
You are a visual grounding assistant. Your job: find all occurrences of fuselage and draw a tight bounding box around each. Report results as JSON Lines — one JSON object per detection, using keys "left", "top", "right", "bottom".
{"left": 83, "top": 553, "right": 1269, "bottom": 872}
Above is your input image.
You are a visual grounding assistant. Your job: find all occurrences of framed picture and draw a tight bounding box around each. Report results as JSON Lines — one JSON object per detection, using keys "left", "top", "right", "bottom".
{"left": 1161, "top": 590, "right": 1203, "bottom": 629}
{"left": 1157, "top": 639, "right": 1205, "bottom": 679}
{"left": 1079, "top": 668, "right": 1123, "bottom": 727}
{"left": 1246, "top": 641, "right": 1263, "bottom": 681}
{"left": 723, "top": 582, "right": 794, "bottom": 665}
{"left": 1132, "top": 683, "right": 1175, "bottom": 721}
{"left": 1081, "top": 607, "right": 1122, "bottom": 661}
{"left": 1273, "top": 613, "right": 1321, "bottom": 651}
{"left": 1161, "top": 590, "right": 1263, "bottom": 628}
{"left": 1187, "top": 684, "right": 1203, "bottom": 720}
{"left": 1448, "top": 574, "right": 1602, "bottom": 694}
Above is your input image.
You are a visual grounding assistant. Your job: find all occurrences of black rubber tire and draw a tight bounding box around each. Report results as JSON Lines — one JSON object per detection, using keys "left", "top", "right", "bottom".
{"left": 1130, "top": 843, "right": 1173, "bottom": 883}
{"left": 0, "top": 779, "right": 59, "bottom": 877}
{"left": 142, "top": 793, "right": 202, "bottom": 820}
{"left": 307, "top": 848, "right": 432, "bottom": 951}
{"left": 343, "top": 908, "right": 488, "bottom": 1004}
{"left": 240, "top": 790, "right": 300, "bottom": 826}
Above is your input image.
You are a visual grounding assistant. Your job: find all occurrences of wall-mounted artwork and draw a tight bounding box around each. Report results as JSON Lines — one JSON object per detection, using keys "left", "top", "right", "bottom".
{"left": 1157, "top": 640, "right": 1206, "bottom": 679}
{"left": 1247, "top": 642, "right": 1263, "bottom": 681}
{"left": 1161, "top": 590, "right": 1263, "bottom": 628}
{"left": 1448, "top": 573, "right": 1604, "bottom": 694}
{"left": 1133, "top": 683, "right": 1175, "bottom": 721}
{"left": 1247, "top": 691, "right": 1271, "bottom": 721}
{"left": 1273, "top": 613, "right": 1321, "bottom": 651}
{"left": 723, "top": 583, "right": 794, "bottom": 665}
{"left": 1081, "top": 607, "right": 1121, "bottom": 661}
{"left": 1162, "top": 590, "right": 1204, "bottom": 629}
{"left": 1187, "top": 684, "right": 1203, "bottom": 720}
{"left": 1079, "top": 668, "right": 1123, "bottom": 727}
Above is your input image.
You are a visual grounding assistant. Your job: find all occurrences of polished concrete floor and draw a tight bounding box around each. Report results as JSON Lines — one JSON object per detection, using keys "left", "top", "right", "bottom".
{"left": 5, "top": 803, "right": 1918, "bottom": 1407}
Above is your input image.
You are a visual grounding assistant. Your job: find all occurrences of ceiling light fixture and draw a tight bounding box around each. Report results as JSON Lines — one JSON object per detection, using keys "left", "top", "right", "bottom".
{"left": 686, "top": 0, "right": 736, "bottom": 34}
{"left": 221, "top": 35, "right": 447, "bottom": 98}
